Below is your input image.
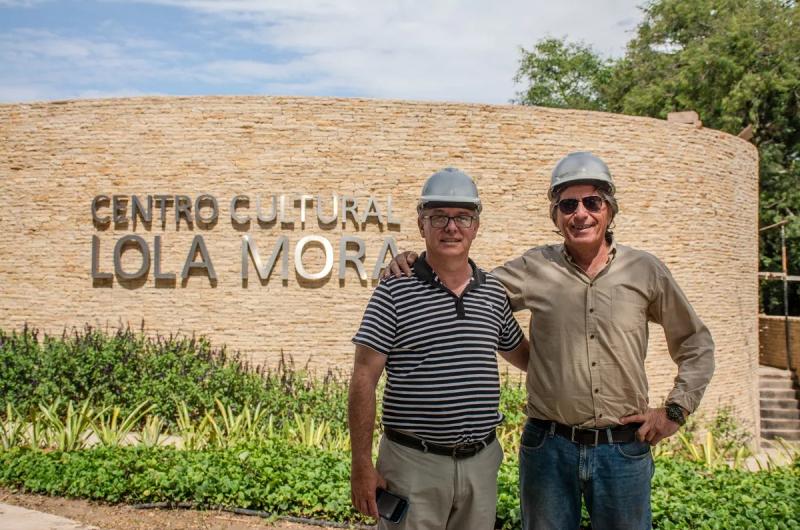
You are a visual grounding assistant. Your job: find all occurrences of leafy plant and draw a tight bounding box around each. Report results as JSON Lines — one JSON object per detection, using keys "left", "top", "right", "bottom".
{"left": 38, "top": 399, "right": 98, "bottom": 452}
{"left": 174, "top": 400, "right": 211, "bottom": 451}
{"left": 206, "top": 399, "right": 269, "bottom": 449}
{"left": 136, "top": 415, "right": 166, "bottom": 449}
{"left": 497, "top": 423, "right": 520, "bottom": 455}
{"left": 288, "top": 413, "right": 331, "bottom": 448}
{"left": 92, "top": 401, "right": 154, "bottom": 448}
{"left": 677, "top": 431, "right": 749, "bottom": 470}
{"left": 0, "top": 403, "right": 27, "bottom": 451}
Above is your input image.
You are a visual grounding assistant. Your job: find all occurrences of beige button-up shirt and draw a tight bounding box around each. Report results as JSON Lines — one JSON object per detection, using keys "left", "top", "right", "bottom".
{"left": 492, "top": 241, "right": 715, "bottom": 428}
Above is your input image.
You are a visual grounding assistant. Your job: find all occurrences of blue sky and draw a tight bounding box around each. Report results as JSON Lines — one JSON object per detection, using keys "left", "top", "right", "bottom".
{"left": 0, "top": 0, "right": 644, "bottom": 104}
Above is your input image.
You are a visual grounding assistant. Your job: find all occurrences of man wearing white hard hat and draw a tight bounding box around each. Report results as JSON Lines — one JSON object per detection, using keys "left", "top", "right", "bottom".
{"left": 350, "top": 168, "right": 529, "bottom": 529}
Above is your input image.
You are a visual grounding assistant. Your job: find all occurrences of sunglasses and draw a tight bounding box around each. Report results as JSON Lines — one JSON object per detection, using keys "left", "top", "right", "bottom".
{"left": 556, "top": 195, "right": 605, "bottom": 215}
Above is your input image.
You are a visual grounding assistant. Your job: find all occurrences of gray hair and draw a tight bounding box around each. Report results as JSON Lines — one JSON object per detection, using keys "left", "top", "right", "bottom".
{"left": 549, "top": 184, "right": 618, "bottom": 243}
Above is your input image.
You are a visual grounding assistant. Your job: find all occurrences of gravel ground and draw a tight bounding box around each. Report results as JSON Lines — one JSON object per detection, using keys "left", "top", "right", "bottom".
{"left": 0, "top": 488, "right": 369, "bottom": 530}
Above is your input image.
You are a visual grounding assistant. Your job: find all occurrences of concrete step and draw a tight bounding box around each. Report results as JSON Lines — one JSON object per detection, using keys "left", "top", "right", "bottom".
{"left": 761, "top": 429, "right": 800, "bottom": 441}
{"left": 761, "top": 418, "right": 800, "bottom": 431}
{"left": 759, "top": 366, "right": 795, "bottom": 378}
{"left": 760, "top": 388, "right": 800, "bottom": 400}
{"left": 761, "top": 407, "right": 800, "bottom": 420}
{"left": 760, "top": 398, "right": 800, "bottom": 410}
{"left": 760, "top": 378, "right": 799, "bottom": 390}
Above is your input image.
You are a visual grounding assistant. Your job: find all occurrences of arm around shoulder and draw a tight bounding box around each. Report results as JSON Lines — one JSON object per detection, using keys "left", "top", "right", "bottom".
{"left": 492, "top": 253, "right": 536, "bottom": 312}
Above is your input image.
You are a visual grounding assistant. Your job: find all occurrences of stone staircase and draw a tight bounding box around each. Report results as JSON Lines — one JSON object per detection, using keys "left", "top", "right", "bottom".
{"left": 759, "top": 366, "right": 800, "bottom": 443}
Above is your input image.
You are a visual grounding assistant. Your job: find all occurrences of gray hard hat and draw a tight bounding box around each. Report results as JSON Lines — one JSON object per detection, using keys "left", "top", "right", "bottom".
{"left": 418, "top": 167, "right": 482, "bottom": 213}
{"left": 549, "top": 151, "right": 615, "bottom": 199}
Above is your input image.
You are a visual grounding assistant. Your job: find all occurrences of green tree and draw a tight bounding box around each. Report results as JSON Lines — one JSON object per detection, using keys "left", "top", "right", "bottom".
{"left": 515, "top": 0, "right": 800, "bottom": 313}
{"left": 513, "top": 38, "right": 613, "bottom": 110}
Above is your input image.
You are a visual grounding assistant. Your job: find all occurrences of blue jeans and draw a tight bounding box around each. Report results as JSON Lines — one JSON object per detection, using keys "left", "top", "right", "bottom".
{"left": 519, "top": 419, "right": 654, "bottom": 530}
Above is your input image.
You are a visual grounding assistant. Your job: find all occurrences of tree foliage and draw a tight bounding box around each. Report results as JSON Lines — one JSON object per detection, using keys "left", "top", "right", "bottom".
{"left": 513, "top": 38, "right": 613, "bottom": 111}
{"left": 515, "top": 0, "right": 800, "bottom": 313}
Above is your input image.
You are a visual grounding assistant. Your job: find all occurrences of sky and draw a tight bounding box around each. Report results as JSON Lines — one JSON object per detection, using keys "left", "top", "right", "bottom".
{"left": 0, "top": 0, "right": 644, "bottom": 105}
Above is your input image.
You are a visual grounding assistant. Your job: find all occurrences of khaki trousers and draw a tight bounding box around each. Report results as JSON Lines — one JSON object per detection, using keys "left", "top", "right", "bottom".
{"left": 375, "top": 435, "right": 503, "bottom": 530}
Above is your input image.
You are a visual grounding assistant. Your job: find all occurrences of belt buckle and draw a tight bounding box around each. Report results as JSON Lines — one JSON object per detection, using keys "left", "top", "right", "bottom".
{"left": 452, "top": 443, "right": 472, "bottom": 458}
{"left": 453, "top": 441, "right": 482, "bottom": 458}
{"left": 570, "top": 426, "right": 600, "bottom": 446}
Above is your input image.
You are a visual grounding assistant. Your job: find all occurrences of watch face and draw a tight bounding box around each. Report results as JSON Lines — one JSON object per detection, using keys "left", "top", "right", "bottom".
{"left": 666, "top": 405, "right": 684, "bottom": 425}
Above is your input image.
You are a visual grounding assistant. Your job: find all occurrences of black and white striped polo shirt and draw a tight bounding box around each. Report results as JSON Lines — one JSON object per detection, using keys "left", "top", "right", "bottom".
{"left": 352, "top": 254, "right": 524, "bottom": 445}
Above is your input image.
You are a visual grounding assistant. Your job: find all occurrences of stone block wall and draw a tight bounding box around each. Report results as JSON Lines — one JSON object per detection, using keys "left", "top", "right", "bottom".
{"left": 0, "top": 96, "right": 759, "bottom": 430}
{"left": 760, "top": 315, "right": 800, "bottom": 372}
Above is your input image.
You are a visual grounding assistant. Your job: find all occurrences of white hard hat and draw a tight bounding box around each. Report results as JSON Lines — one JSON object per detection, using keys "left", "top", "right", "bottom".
{"left": 418, "top": 167, "right": 482, "bottom": 213}
{"left": 550, "top": 152, "right": 615, "bottom": 199}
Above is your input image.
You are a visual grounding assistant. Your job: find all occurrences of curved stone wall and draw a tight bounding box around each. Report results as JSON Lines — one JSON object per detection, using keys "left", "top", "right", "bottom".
{"left": 0, "top": 96, "right": 758, "bottom": 431}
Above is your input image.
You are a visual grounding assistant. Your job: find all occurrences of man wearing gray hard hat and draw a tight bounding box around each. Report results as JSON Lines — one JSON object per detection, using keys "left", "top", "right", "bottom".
{"left": 387, "top": 153, "right": 715, "bottom": 529}
{"left": 349, "top": 168, "right": 529, "bottom": 529}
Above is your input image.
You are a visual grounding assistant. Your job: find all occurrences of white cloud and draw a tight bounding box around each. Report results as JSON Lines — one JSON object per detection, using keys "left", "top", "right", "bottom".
{"left": 197, "top": 59, "right": 309, "bottom": 83}
{"left": 0, "top": 0, "right": 644, "bottom": 103}
{"left": 127, "top": 0, "right": 643, "bottom": 103}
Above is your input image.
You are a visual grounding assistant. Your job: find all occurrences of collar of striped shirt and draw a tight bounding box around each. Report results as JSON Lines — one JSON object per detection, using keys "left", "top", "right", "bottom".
{"left": 413, "top": 252, "right": 486, "bottom": 289}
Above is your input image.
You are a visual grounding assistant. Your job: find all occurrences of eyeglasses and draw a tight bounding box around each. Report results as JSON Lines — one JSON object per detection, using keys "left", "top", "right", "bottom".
{"left": 556, "top": 195, "right": 605, "bottom": 215}
{"left": 422, "top": 214, "right": 477, "bottom": 228}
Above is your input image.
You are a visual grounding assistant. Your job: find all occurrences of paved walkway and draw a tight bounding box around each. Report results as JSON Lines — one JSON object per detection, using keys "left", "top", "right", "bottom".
{"left": 0, "top": 503, "right": 100, "bottom": 530}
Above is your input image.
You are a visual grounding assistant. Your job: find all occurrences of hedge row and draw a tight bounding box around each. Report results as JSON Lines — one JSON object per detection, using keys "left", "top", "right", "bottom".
{"left": 0, "top": 326, "right": 350, "bottom": 426}
{"left": 1, "top": 445, "right": 798, "bottom": 528}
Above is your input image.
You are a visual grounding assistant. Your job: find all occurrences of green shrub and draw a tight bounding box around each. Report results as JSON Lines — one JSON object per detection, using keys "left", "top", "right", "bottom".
{"left": 498, "top": 371, "right": 527, "bottom": 426}
{"left": 2, "top": 444, "right": 797, "bottom": 528}
{"left": 0, "top": 326, "right": 349, "bottom": 428}
{"left": 0, "top": 442, "right": 359, "bottom": 522}
{"left": 650, "top": 457, "right": 800, "bottom": 529}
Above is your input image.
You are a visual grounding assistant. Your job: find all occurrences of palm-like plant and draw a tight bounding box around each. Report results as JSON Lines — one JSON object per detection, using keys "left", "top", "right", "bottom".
{"left": 92, "top": 401, "right": 154, "bottom": 448}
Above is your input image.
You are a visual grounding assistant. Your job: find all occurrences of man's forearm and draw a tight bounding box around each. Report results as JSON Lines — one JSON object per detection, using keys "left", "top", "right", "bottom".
{"left": 348, "top": 375, "right": 378, "bottom": 468}
{"left": 667, "top": 331, "right": 715, "bottom": 414}
{"left": 347, "top": 349, "right": 386, "bottom": 518}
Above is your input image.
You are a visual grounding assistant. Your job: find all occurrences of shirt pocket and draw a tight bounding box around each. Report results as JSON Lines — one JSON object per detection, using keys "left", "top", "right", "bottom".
{"left": 612, "top": 286, "right": 649, "bottom": 332}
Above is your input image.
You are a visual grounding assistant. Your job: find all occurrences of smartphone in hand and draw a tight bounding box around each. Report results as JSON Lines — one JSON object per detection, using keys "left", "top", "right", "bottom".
{"left": 376, "top": 487, "right": 409, "bottom": 523}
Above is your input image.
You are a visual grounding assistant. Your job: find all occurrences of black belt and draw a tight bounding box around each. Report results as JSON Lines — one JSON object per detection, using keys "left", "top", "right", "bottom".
{"left": 384, "top": 428, "right": 495, "bottom": 459}
{"left": 528, "top": 418, "right": 641, "bottom": 446}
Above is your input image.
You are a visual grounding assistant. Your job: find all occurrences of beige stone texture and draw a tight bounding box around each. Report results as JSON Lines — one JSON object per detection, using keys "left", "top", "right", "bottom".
{"left": 0, "top": 96, "right": 758, "bottom": 430}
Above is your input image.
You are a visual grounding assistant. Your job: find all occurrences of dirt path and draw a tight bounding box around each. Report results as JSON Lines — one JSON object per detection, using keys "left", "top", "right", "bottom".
{"left": 0, "top": 488, "right": 369, "bottom": 530}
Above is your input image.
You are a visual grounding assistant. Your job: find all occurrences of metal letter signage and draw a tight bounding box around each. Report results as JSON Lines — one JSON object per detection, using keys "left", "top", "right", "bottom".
{"left": 91, "top": 192, "right": 401, "bottom": 288}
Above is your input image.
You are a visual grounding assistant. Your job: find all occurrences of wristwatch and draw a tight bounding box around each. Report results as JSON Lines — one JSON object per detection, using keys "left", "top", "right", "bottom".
{"left": 665, "top": 403, "right": 686, "bottom": 426}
